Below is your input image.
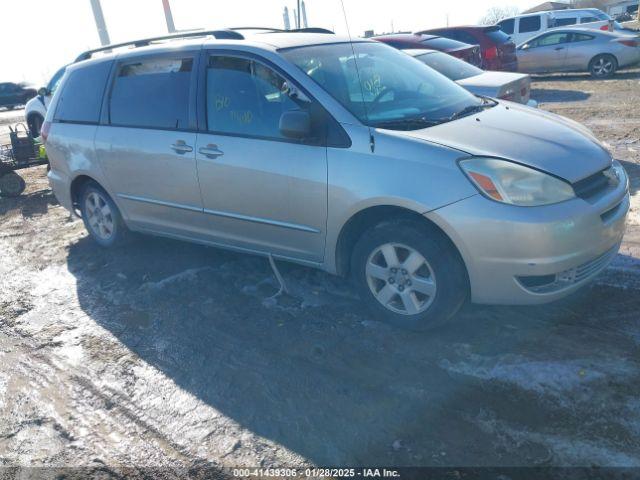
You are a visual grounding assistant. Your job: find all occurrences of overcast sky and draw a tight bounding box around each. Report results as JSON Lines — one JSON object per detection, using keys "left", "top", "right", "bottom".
{"left": 1, "top": 0, "right": 544, "bottom": 84}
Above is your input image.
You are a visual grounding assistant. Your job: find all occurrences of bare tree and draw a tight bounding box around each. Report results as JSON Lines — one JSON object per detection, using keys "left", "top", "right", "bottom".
{"left": 479, "top": 5, "right": 520, "bottom": 25}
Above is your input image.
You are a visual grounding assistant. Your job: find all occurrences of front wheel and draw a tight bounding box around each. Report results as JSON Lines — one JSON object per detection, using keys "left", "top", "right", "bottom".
{"left": 351, "top": 220, "right": 468, "bottom": 331}
{"left": 79, "top": 183, "right": 127, "bottom": 247}
{"left": 589, "top": 54, "right": 617, "bottom": 78}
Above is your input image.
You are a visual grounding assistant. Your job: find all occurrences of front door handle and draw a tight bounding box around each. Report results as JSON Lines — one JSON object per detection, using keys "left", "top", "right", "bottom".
{"left": 554, "top": 46, "right": 565, "bottom": 50}
{"left": 199, "top": 144, "right": 224, "bottom": 159}
{"left": 171, "top": 140, "right": 193, "bottom": 154}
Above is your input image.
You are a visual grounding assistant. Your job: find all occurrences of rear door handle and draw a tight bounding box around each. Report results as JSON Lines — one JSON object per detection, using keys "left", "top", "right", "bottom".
{"left": 171, "top": 140, "right": 193, "bottom": 154}
{"left": 554, "top": 46, "right": 565, "bottom": 50}
{"left": 199, "top": 144, "right": 224, "bottom": 159}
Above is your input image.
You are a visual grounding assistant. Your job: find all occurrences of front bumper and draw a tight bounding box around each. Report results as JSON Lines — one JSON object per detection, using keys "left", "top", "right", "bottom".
{"left": 426, "top": 163, "right": 630, "bottom": 305}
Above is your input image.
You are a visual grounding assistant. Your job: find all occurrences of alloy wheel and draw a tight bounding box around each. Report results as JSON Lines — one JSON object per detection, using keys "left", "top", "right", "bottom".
{"left": 593, "top": 57, "right": 614, "bottom": 77}
{"left": 85, "top": 191, "right": 115, "bottom": 241}
{"left": 365, "top": 242, "right": 437, "bottom": 315}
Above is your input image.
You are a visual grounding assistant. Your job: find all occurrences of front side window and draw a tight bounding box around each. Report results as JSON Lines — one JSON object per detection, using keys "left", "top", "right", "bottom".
{"left": 282, "top": 42, "right": 483, "bottom": 130}
{"left": 206, "top": 55, "right": 311, "bottom": 140}
{"left": 530, "top": 32, "right": 570, "bottom": 48}
{"left": 110, "top": 57, "right": 193, "bottom": 129}
{"left": 519, "top": 16, "right": 541, "bottom": 33}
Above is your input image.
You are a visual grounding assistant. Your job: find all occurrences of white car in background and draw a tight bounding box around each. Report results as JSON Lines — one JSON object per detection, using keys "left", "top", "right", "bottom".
{"left": 24, "top": 65, "right": 66, "bottom": 136}
{"left": 497, "top": 8, "right": 630, "bottom": 46}
{"left": 406, "top": 49, "right": 537, "bottom": 107}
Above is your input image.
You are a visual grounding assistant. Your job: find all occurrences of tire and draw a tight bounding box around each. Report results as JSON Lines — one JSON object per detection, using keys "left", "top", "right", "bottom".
{"left": 589, "top": 54, "right": 617, "bottom": 79}
{"left": 79, "top": 182, "right": 128, "bottom": 248}
{"left": 0, "top": 172, "right": 27, "bottom": 197}
{"left": 27, "top": 114, "right": 44, "bottom": 137}
{"left": 351, "top": 219, "right": 468, "bottom": 331}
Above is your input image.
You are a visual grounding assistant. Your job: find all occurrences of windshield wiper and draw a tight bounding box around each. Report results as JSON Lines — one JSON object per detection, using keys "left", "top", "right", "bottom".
{"left": 447, "top": 97, "right": 496, "bottom": 122}
{"left": 372, "top": 117, "right": 443, "bottom": 130}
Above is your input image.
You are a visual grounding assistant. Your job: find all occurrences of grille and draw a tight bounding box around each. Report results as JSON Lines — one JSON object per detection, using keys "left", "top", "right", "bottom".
{"left": 517, "top": 244, "right": 619, "bottom": 294}
{"left": 573, "top": 169, "right": 611, "bottom": 200}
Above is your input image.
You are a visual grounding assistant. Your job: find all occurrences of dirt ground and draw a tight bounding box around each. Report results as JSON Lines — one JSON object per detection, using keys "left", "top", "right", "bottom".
{"left": 0, "top": 69, "right": 639, "bottom": 476}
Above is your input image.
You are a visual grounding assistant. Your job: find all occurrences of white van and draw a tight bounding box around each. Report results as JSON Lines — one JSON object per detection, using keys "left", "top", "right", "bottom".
{"left": 498, "top": 8, "right": 620, "bottom": 45}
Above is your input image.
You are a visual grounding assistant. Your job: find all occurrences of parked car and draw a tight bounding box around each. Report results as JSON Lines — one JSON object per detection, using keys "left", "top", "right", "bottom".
{"left": 43, "top": 30, "right": 629, "bottom": 329}
{"left": 498, "top": 8, "right": 631, "bottom": 45}
{"left": 0, "top": 82, "right": 37, "bottom": 111}
{"left": 405, "top": 49, "right": 536, "bottom": 106}
{"left": 516, "top": 28, "right": 640, "bottom": 78}
{"left": 24, "top": 65, "right": 67, "bottom": 137}
{"left": 418, "top": 26, "right": 518, "bottom": 71}
{"left": 372, "top": 33, "right": 482, "bottom": 67}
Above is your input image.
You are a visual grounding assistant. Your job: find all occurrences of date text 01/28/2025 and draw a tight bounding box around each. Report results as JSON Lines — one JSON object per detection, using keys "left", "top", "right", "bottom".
{"left": 232, "top": 468, "right": 401, "bottom": 478}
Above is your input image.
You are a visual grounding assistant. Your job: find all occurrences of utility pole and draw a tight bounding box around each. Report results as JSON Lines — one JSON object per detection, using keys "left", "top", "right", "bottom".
{"left": 89, "top": 0, "right": 110, "bottom": 46}
{"left": 161, "top": 0, "right": 176, "bottom": 33}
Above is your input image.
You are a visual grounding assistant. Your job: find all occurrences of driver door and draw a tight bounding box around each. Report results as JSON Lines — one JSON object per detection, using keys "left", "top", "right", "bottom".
{"left": 194, "top": 53, "right": 328, "bottom": 263}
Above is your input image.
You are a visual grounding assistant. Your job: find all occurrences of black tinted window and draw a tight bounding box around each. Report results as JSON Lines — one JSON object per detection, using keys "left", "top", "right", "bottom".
{"left": 110, "top": 57, "right": 192, "bottom": 129}
{"left": 580, "top": 16, "right": 598, "bottom": 23}
{"left": 206, "top": 56, "right": 309, "bottom": 140}
{"left": 54, "top": 61, "right": 111, "bottom": 123}
{"left": 499, "top": 19, "right": 515, "bottom": 35}
{"left": 519, "top": 16, "right": 541, "bottom": 33}
{"left": 554, "top": 17, "right": 577, "bottom": 26}
{"left": 485, "top": 27, "right": 512, "bottom": 43}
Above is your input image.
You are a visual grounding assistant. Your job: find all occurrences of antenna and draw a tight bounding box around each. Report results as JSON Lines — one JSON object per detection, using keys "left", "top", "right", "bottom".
{"left": 339, "top": 0, "right": 373, "bottom": 148}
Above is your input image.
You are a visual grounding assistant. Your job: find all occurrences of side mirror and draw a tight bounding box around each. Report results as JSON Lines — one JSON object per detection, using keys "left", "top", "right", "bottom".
{"left": 37, "top": 87, "right": 50, "bottom": 97}
{"left": 279, "top": 110, "right": 311, "bottom": 140}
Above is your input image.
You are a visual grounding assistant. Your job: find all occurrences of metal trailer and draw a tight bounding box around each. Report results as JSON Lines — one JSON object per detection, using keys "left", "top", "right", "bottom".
{"left": 0, "top": 123, "right": 48, "bottom": 197}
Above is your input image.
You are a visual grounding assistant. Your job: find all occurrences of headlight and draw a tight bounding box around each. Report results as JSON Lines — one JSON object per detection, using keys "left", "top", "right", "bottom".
{"left": 605, "top": 161, "right": 628, "bottom": 191}
{"left": 459, "top": 157, "right": 575, "bottom": 206}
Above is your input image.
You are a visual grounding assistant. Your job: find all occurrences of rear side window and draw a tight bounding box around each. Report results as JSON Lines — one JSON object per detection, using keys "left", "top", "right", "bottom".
{"left": 554, "top": 17, "right": 578, "bottom": 27}
{"left": 571, "top": 33, "right": 595, "bottom": 42}
{"left": 580, "top": 16, "right": 599, "bottom": 23}
{"left": 110, "top": 57, "right": 193, "bottom": 129}
{"left": 519, "top": 16, "right": 541, "bottom": 33}
{"left": 54, "top": 61, "right": 112, "bottom": 123}
{"left": 499, "top": 19, "right": 515, "bottom": 35}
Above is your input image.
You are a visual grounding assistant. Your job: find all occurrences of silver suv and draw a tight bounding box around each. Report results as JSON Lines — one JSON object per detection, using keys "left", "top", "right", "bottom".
{"left": 43, "top": 29, "right": 629, "bottom": 330}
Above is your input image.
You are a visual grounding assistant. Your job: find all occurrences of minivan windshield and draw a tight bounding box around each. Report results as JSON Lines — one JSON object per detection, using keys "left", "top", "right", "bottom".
{"left": 282, "top": 42, "right": 487, "bottom": 130}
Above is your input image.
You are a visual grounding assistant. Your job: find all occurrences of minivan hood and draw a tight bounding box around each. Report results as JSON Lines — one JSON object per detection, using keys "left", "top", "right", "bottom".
{"left": 400, "top": 101, "right": 611, "bottom": 183}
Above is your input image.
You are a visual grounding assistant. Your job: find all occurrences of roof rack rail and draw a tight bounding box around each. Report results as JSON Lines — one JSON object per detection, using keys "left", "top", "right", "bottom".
{"left": 74, "top": 29, "right": 245, "bottom": 62}
{"left": 231, "top": 27, "right": 335, "bottom": 34}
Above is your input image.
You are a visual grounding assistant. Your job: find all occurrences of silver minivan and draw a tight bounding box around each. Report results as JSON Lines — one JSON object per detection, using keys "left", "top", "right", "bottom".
{"left": 43, "top": 29, "right": 630, "bottom": 330}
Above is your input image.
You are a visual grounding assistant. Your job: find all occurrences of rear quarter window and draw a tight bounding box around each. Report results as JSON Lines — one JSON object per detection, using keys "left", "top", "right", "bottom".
{"left": 554, "top": 17, "right": 578, "bottom": 27}
{"left": 519, "top": 16, "right": 542, "bottom": 33}
{"left": 54, "top": 60, "right": 112, "bottom": 124}
{"left": 485, "top": 28, "right": 512, "bottom": 43}
{"left": 421, "top": 37, "right": 471, "bottom": 50}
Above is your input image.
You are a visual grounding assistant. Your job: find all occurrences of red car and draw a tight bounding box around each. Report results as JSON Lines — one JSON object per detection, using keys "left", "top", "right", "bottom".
{"left": 372, "top": 33, "right": 482, "bottom": 67}
{"left": 419, "top": 26, "right": 518, "bottom": 71}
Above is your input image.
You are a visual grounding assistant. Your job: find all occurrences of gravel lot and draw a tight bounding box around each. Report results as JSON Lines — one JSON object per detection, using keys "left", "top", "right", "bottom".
{"left": 1, "top": 69, "right": 639, "bottom": 475}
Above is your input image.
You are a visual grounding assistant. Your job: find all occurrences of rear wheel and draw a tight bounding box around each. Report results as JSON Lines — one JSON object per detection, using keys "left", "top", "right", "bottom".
{"left": 79, "top": 183, "right": 127, "bottom": 247}
{"left": 351, "top": 219, "right": 467, "bottom": 331}
{"left": 0, "top": 172, "right": 26, "bottom": 197}
{"left": 589, "top": 54, "right": 617, "bottom": 78}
